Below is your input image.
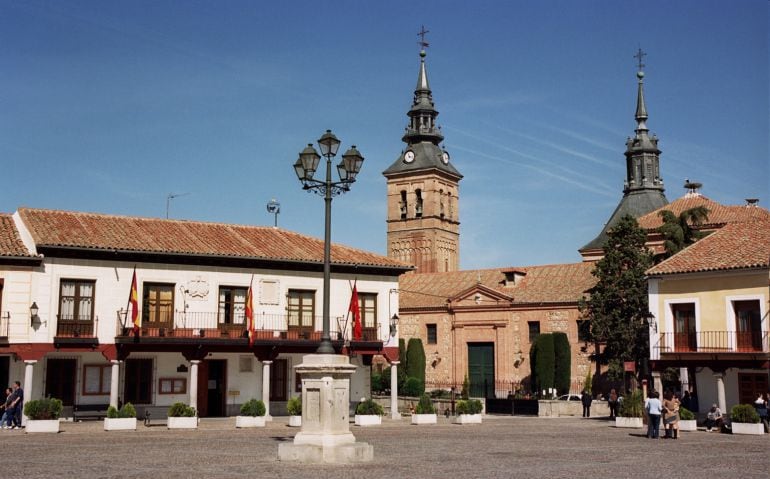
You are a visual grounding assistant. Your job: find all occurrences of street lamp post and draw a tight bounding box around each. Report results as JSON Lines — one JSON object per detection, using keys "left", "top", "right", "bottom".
{"left": 292, "top": 130, "right": 364, "bottom": 354}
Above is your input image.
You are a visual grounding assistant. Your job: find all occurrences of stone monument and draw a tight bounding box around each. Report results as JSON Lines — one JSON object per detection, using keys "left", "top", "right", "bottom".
{"left": 277, "top": 354, "right": 373, "bottom": 463}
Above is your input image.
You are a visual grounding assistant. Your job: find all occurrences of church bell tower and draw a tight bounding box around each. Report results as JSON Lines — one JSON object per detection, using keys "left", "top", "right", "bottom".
{"left": 383, "top": 41, "right": 462, "bottom": 273}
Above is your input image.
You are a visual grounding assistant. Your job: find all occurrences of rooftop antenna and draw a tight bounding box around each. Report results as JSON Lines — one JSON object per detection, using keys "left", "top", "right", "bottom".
{"left": 266, "top": 198, "right": 280, "bottom": 227}
{"left": 166, "top": 192, "right": 190, "bottom": 219}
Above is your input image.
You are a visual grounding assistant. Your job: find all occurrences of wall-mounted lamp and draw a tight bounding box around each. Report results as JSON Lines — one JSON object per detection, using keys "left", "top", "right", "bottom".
{"left": 30, "top": 302, "right": 40, "bottom": 326}
{"left": 389, "top": 314, "right": 399, "bottom": 337}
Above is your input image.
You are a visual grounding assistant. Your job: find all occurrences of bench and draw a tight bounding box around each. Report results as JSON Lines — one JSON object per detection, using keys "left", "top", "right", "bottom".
{"left": 73, "top": 404, "right": 110, "bottom": 421}
{"left": 138, "top": 406, "right": 169, "bottom": 427}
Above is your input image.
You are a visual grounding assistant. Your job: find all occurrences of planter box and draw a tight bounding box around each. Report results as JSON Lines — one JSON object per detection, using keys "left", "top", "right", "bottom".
{"left": 732, "top": 422, "right": 765, "bottom": 435}
{"left": 104, "top": 417, "right": 137, "bottom": 431}
{"left": 615, "top": 417, "right": 643, "bottom": 428}
{"left": 454, "top": 414, "right": 482, "bottom": 424}
{"left": 288, "top": 415, "right": 302, "bottom": 427}
{"left": 235, "top": 416, "right": 266, "bottom": 428}
{"left": 411, "top": 413, "right": 437, "bottom": 425}
{"left": 167, "top": 416, "right": 198, "bottom": 429}
{"left": 678, "top": 419, "right": 697, "bottom": 432}
{"left": 354, "top": 415, "right": 382, "bottom": 426}
{"left": 25, "top": 419, "right": 60, "bottom": 433}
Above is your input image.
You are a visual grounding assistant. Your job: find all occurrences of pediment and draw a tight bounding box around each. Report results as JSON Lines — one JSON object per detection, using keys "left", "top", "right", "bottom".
{"left": 450, "top": 284, "right": 513, "bottom": 307}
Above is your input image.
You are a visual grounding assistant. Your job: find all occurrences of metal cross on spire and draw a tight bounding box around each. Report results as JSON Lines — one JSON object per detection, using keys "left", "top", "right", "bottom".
{"left": 417, "top": 25, "right": 430, "bottom": 50}
{"left": 634, "top": 47, "right": 647, "bottom": 72}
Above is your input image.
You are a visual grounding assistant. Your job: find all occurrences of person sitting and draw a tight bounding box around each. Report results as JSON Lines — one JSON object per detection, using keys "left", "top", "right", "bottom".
{"left": 754, "top": 393, "right": 768, "bottom": 432}
{"left": 704, "top": 403, "right": 723, "bottom": 432}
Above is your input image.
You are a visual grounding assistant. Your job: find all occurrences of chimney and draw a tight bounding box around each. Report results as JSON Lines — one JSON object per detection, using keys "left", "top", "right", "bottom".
{"left": 683, "top": 179, "right": 702, "bottom": 196}
{"left": 745, "top": 198, "right": 759, "bottom": 207}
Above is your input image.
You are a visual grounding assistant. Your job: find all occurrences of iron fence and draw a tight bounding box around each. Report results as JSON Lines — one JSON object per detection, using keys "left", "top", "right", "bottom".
{"left": 655, "top": 331, "right": 769, "bottom": 354}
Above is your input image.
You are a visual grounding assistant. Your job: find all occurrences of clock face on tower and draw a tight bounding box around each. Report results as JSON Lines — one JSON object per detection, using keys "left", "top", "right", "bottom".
{"left": 404, "top": 150, "right": 415, "bottom": 163}
{"left": 441, "top": 151, "right": 450, "bottom": 164}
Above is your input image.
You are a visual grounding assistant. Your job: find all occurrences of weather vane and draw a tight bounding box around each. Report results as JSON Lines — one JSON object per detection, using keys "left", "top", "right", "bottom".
{"left": 417, "top": 25, "right": 430, "bottom": 50}
{"left": 634, "top": 47, "right": 646, "bottom": 72}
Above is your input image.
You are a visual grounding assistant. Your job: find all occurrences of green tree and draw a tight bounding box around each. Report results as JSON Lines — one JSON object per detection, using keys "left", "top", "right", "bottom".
{"left": 579, "top": 215, "right": 653, "bottom": 386}
{"left": 553, "top": 332, "right": 571, "bottom": 395}
{"left": 406, "top": 338, "right": 426, "bottom": 388}
{"left": 532, "top": 333, "right": 555, "bottom": 395}
{"left": 657, "top": 206, "right": 710, "bottom": 259}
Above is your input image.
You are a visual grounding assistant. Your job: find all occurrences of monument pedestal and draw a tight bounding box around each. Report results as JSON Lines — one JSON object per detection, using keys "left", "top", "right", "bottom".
{"left": 278, "top": 354, "right": 373, "bottom": 463}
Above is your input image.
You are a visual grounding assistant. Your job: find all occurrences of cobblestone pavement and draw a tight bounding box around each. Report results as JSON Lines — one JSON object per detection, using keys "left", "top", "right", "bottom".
{"left": 1, "top": 416, "right": 767, "bottom": 479}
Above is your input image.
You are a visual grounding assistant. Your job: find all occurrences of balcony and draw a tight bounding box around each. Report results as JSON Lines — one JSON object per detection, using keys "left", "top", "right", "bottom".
{"left": 54, "top": 315, "right": 99, "bottom": 347}
{"left": 113, "top": 311, "right": 383, "bottom": 342}
{"left": 655, "top": 331, "right": 769, "bottom": 355}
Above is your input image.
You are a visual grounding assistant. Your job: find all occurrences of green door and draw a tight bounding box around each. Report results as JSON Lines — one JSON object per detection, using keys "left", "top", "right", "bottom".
{"left": 468, "top": 343, "right": 495, "bottom": 398}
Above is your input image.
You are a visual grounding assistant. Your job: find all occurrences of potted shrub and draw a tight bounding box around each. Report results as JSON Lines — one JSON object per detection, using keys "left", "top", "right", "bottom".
{"left": 287, "top": 396, "right": 302, "bottom": 427}
{"left": 730, "top": 404, "right": 763, "bottom": 435}
{"left": 104, "top": 403, "right": 137, "bottom": 431}
{"left": 354, "top": 398, "right": 384, "bottom": 426}
{"left": 454, "top": 398, "right": 483, "bottom": 424}
{"left": 236, "top": 399, "right": 267, "bottom": 428}
{"left": 411, "top": 393, "right": 437, "bottom": 425}
{"left": 615, "top": 390, "right": 644, "bottom": 428}
{"left": 167, "top": 402, "right": 198, "bottom": 429}
{"left": 678, "top": 406, "right": 697, "bottom": 432}
{"left": 24, "top": 397, "right": 63, "bottom": 433}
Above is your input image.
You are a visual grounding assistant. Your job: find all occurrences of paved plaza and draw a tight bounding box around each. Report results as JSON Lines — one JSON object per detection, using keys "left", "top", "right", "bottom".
{"left": 1, "top": 416, "right": 767, "bottom": 479}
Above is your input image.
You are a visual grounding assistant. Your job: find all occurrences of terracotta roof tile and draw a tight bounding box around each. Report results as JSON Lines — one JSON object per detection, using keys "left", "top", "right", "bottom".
{"left": 646, "top": 218, "right": 770, "bottom": 276}
{"left": 399, "top": 262, "right": 596, "bottom": 309}
{"left": 16, "top": 208, "right": 410, "bottom": 269}
{"left": 637, "top": 194, "right": 770, "bottom": 230}
{"left": 0, "top": 214, "right": 34, "bottom": 257}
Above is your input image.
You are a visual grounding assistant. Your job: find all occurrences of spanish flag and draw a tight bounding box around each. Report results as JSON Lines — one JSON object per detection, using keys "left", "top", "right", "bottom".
{"left": 349, "top": 280, "right": 362, "bottom": 340}
{"left": 246, "top": 276, "right": 255, "bottom": 346}
{"left": 129, "top": 267, "right": 140, "bottom": 334}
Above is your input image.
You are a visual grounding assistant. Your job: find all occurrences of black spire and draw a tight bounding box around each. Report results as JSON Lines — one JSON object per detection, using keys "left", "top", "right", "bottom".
{"left": 402, "top": 49, "right": 444, "bottom": 145}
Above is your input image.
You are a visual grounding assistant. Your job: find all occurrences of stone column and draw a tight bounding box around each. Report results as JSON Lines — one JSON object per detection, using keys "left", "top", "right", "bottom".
{"left": 22, "top": 360, "right": 37, "bottom": 426}
{"left": 109, "top": 360, "right": 121, "bottom": 409}
{"left": 714, "top": 372, "right": 726, "bottom": 412}
{"left": 189, "top": 360, "right": 201, "bottom": 413}
{"left": 390, "top": 361, "right": 401, "bottom": 420}
{"left": 262, "top": 360, "right": 272, "bottom": 421}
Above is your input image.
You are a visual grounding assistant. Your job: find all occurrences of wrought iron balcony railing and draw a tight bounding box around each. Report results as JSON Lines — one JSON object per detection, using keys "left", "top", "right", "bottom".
{"left": 655, "top": 331, "right": 769, "bottom": 354}
{"left": 115, "top": 310, "right": 381, "bottom": 341}
{"left": 56, "top": 315, "right": 98, "bottom": 338}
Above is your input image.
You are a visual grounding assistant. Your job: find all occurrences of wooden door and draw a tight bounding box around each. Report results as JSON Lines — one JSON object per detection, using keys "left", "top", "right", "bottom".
{"left": 738, "top": 373, "right": 768, "bottom": 405}
{"left": 45, "top": 358, "right": 76, "bottom": 406}
{"left": 468, "top": 343, "right": 495, "bottom": 398}
{"left": 672, "top": 304, "right": 696, "bottom": 351}
{"left": 196, "top": 360, "right": 209, "bottom": 417}
{"left": 124, "top": 358, "right": 153, "bottom": 404}
{"left": 735, "top": 300, "right": 761, "bottom": 351}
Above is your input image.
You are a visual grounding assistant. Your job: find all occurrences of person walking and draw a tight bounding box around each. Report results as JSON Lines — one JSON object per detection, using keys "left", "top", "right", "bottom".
{"left": 645, "top": 391, "right": 662, "bottom": 439}
{"left": 0, "top": 388, "right": 12, "bottom": 429}
{"left": 662, "top": 390, "right": 680, "bottom": 439}
{"left": 581, "top": 390, "right": 593, "bottom": 418}
{"left": 5, "top": 382, "right": 22, "bottom": 429}
{"left": 608, "top": 388, "right": 619, "bottom": 419}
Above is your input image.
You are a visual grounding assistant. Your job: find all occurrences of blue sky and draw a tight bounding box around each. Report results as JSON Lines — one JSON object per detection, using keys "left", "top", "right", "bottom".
{"left": 2, "top": 0, "right": 767, "bottom": 269}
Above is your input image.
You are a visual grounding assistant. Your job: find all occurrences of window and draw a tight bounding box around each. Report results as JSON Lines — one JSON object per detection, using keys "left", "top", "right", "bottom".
{"left": 287, "top": 290, "right": 314, "bottom": 334}
{"left": 82, "top": 364, "right": 111, "bottom": 395}
{"left": 427, "top": 324, "right": 437, "bottom": 344}
{"left": 158, "top": 378, "right": 187, "bottom": 395}
{"left": 142, "top": 283, "right": 174, "bottom": 326}
{"left": 528, "top": 321, "right": 540, "bottom": 343}
{"left": 59, "top": 279, "right": 95, "bottom": 321}
{"left": 415, "top": 189, "right": 423, "bottom": 217}
{"left": 399, "top": 190, "right": 408, "bottom": 219}
{"left": 219, "top": 286, "right": 247, "bottom": 325}
{"left": 359, "top": 293, "right": 377, "bottom": 340}
{"left": 577, "top": 320, "right": 591, "bottom": 342}
{"left": 734, "top": 300, "right": 761, "bottom": 351}
{"left": 270, "top": 359, "right": 288, "bottom": 401}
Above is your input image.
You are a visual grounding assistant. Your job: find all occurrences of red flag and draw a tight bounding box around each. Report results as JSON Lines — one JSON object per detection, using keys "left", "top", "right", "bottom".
{"left": 349, "top": 281, "right": 361, "bottom": 340}
{"left": 128, "top": 268, "right": 140, "bottom": 334}
{"left": 246, "top": 276, "right": 255, "bottom": 346}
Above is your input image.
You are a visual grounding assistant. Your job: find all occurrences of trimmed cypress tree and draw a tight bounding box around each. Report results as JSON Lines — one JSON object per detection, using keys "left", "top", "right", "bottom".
{"left": 406, "top": 338, "right": 426, "bottom": 386}
{"left": 553, "top": 332, "right": 571, "bottom": 395}
{"left": 534, "top": 334, "right": 555, "bottom": 394}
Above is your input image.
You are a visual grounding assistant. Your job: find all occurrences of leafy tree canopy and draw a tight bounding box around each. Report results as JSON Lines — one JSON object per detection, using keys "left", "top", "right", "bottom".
{"left": 657, "top": 206, "right": 710, "bottom": 259}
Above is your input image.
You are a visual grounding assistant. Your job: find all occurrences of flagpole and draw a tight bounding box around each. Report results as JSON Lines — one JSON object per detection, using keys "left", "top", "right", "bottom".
{"left": 123, "top": 265, "right": 136, "bottom": 327}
